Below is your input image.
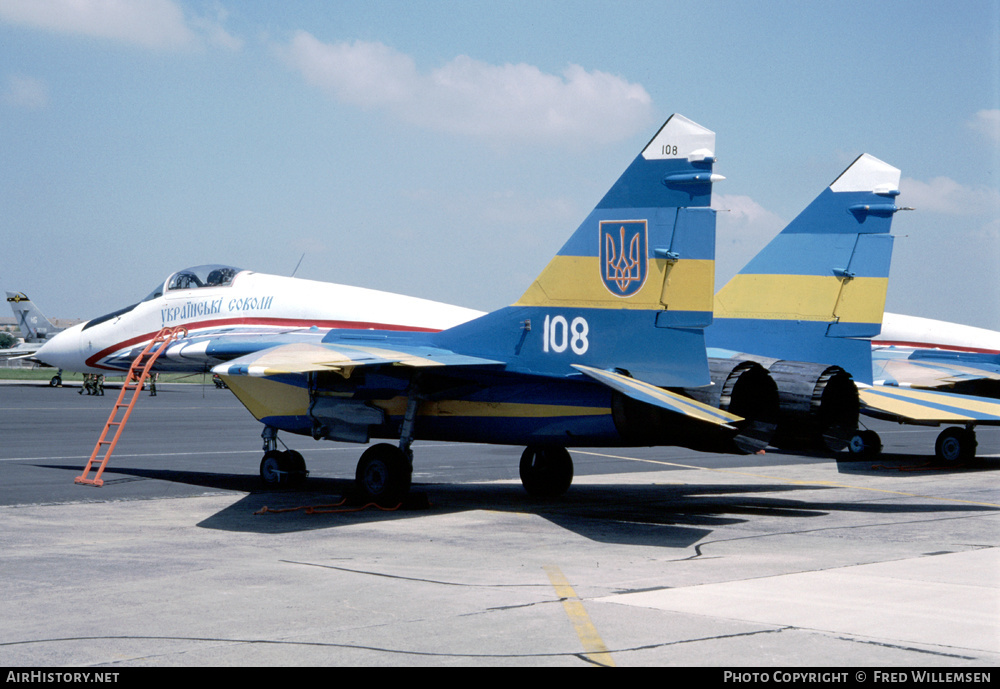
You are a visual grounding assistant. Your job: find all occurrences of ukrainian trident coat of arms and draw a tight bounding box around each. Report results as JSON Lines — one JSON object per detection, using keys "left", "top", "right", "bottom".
{"left": 599, "top": 221, "right": 648, "bottom": 297}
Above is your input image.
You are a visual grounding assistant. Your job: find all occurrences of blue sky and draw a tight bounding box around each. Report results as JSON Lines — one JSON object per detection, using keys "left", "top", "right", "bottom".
{"left": 2, "top": 0, "right": 999, "bottom": 329}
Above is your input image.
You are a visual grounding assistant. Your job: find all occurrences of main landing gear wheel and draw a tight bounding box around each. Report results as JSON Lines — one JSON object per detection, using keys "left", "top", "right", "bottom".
{"left": 356, "top": 443, "right": 412, "bottom": 506}
{"left": 935, "top": 427, "right": 977, "bottom": 464}
{"left": 847, "top": 430, "right": 882, "bottom": 458}
{"left": 519, "top": 446, "right": 574, "bottom": 497}
{"left": 259, "top": 449, "right": 308, "bottom": 487}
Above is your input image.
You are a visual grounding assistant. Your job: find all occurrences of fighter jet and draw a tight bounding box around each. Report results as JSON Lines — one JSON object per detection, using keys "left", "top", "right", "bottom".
{"left": 3, "top": 291, "right": 71, "bottom": 384}
{"left": 40, "top": 114, "right": 762, "bottom": 504}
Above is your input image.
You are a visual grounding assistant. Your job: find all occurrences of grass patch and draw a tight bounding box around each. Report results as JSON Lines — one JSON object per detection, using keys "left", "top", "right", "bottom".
{"left": 0, "top": 367, "right": 213, "bottom": 384}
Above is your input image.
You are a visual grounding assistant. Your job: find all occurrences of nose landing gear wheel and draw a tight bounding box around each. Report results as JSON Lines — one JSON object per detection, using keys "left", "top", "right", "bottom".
{"left": 259, "top": 450, "right": 308, "bottom": 486}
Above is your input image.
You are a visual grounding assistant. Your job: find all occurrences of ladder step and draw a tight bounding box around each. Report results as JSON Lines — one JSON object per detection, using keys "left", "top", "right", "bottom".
{"left": 76, "top": 326, "right": 186, "bottom": 489}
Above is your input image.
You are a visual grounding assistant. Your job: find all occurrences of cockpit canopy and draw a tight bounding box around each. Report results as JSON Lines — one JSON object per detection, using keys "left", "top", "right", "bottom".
{"left": 84, "top": 265, "right": 248, "bottom": 331}
{"left": 142, "top": 264, "right": 245, "bottom": 302}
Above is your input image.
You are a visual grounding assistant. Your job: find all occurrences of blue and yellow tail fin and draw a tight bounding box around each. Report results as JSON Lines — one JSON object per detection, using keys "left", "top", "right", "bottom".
{"left": 710, "top": 154, "right": 906, "bottom": 382}
{"left": 438, "top": 114, "right": 724, "bottom": 388}
{"left": 516, "top": 114, "right": 721, "bottom": 321}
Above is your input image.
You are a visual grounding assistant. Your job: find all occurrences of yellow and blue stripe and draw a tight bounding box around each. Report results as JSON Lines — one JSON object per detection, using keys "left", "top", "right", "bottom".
{"left": 859, "top": 385, "right": 1000, "bottom": 424}
{"left": 708, "top": 155, "right": 904, "bottom": 383}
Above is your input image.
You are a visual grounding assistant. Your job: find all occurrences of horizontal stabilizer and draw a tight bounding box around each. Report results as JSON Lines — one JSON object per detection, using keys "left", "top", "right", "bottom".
{"left": 213, "top": 341, "right": 504, "bottom": 378}
{"left": 572, "top": 364, "right": 741, "bottom": 428}
{"left": 858, "top": 385, "right": 1000, "bottom": 424}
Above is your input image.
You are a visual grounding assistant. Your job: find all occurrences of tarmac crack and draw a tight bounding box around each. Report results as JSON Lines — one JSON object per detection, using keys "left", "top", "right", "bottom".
{"left": 831, "top": 634, "right": 978, "bottom": 660}
{"left": 0, "top": 621, "right": 985, "bottom": 665}
{"left": 680, "top": 512, "right": 1000, "bottom": 562}
{"left": 281, "top": 559, "right": 555, "bottom": 589}
{"left": 0, "top": 628, "right": 787, "bottom": 665}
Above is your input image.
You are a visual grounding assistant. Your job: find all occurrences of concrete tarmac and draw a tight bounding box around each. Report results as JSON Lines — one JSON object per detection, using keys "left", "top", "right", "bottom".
{"left": 1, "top": 381, "right": 998, "bottom": 667}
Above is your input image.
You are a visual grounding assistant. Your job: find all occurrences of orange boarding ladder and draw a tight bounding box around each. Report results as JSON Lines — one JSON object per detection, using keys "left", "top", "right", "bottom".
{"left": 75, "top": 326, "right": 188, "bottom": 486}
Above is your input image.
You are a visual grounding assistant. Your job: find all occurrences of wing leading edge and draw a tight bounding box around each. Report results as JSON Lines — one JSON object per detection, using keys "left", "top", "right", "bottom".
{"left": 212, "top": 341, "right": 505, "bottom": 378}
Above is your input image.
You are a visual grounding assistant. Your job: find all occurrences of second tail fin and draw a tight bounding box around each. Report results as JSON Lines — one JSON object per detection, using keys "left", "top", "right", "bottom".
{"left": 709, "top": 154, "right": 908, "bottom": 382}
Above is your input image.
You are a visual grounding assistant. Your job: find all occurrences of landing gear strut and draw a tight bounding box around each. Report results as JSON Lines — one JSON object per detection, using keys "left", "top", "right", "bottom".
{"left": 354, "top": 378, "right": 418, "bottom": 506}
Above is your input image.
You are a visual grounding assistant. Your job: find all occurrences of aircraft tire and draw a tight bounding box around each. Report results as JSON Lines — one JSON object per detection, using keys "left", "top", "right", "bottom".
{"left": 519, "top": 446, "right": 573, "bottom": 498}
{"left": 49, "top": 376, "right": 61, "bottom": 387}
{"left": 260, "top": 450, "right": 309, "bottom": 486}
{"left": 356, "top": 443, "right": 411, "bottom": 506}
{"left": 260, "top": 450, "right": 288, "bottom": 486}
{"left": 935, "top": 427, "right": 977, "bottom": 464}
{"left": 284, "top": 450, "right": 308, "bottom": 487}
{"left": 847, "top": 430, "right": 882, "bottom": 458}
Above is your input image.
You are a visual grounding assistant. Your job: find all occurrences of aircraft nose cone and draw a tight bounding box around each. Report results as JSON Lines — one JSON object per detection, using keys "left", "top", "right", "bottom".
{"left": 36, "top": 323, "right": 85, "bottom": 371}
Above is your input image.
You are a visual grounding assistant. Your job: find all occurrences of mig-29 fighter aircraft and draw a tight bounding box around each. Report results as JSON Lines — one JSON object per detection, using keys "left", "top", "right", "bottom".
{"left": 40, "top": 114, "right": 766, "bottom": 504}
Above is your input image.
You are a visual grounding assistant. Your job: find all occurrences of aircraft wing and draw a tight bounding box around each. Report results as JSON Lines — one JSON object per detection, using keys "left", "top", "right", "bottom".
{"left": 572, "top": 364, "right": 742, "bottom": 428}
{"left": 213, "top": 342, "right": 744, "bottom": 428}
{"left": 0, "top": 342, "right": 49, "bottom": 363}
{"left": 872, "top": 348, "right": 1000, "bottom": 396}
{"left": 858, "top": 385, "right": 1000, "bottom": 425}
{"left": 212, "top": 341, "right": 506, "bottom": 377}
{"left": 0, "top": 344, "right": 38, "bottom": 359}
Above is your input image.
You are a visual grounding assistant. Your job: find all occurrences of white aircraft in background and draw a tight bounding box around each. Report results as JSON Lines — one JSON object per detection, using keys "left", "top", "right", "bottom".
{"left": 853, "top": 312, "right": 1000, "bottom": 461}
{"left": 875, "top": 312, "right": 1000, "bottom": 396}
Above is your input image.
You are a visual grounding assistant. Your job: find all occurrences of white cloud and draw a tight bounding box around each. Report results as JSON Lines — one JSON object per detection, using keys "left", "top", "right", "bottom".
{"left": 713, "top": 194, "right": 787, "bottom": 286}
{"left": 283, "top": 33, "right": 654, "bottom": 145}
{"left": 900, "top": 176, "right": 1000, "bottom": 216}
{"left": 714, "top": 194, "right": 785, "bottom": 229}
{"left": 2, "top": 74, "right": 48, "bottom": 109}
{"left": 287, "top": 35, "right": 418, "bottom": 108}
{"left": 0, "top": 0, "right": 240, "bottom": 51}
{"left": 968, "top": 109, "right": 1000, "bottom": 144}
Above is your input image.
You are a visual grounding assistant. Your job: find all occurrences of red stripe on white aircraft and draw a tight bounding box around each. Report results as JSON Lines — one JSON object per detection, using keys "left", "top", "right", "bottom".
{"left": 84, "top": 317, "right": 443, "bottom": 371}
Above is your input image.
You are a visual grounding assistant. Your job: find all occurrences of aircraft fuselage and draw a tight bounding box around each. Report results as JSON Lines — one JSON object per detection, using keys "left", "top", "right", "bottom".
{"left": 36, "top": 265, "right": 482, "bottom": 375}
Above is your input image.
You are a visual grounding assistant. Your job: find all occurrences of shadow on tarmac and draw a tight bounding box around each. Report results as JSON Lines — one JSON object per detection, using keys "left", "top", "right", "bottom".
{"left": 833, "top": 453, "right": 1000, "bottom": 475}
{"left": 36, "top": 462, "right": 1000, "bottom": 548}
